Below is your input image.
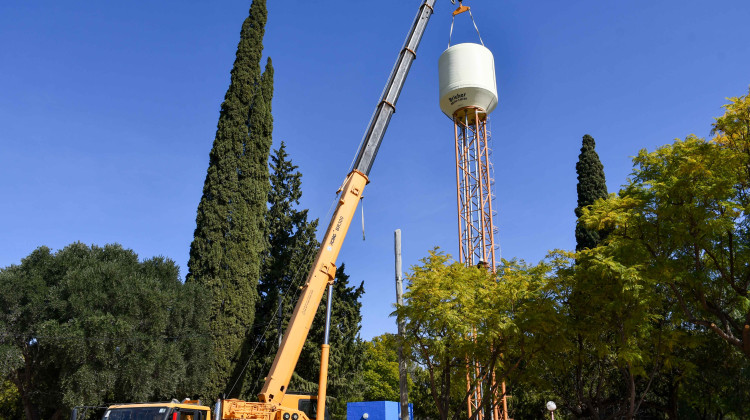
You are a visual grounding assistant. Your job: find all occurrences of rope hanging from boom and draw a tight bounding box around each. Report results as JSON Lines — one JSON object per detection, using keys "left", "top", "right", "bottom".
{"left": 448, "top": 1, "right": 485, "bottom": 47}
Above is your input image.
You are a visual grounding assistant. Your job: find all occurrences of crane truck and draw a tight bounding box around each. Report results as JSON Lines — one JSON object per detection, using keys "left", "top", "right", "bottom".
{"left": 71, "top": 1, "right": 461, "bottom": 419}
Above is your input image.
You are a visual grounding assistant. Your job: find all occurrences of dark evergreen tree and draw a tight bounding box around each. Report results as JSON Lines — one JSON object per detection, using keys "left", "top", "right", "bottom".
{"left": 574, "top": 134, "right": 608, "bottom": 251}
{"left": 185, "top": 0, "right": 272, "bottom": 398}
{"left": 239, "top": 142, "right": 319, "bottom": 399}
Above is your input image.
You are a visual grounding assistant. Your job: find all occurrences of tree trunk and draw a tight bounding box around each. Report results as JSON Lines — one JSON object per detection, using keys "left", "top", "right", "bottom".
{"left": 666, "top": 379, "right": 679, "bottom": 420}
{"left": 50, "top": 408, "right": 64, "bottom": 420}
{"left": 442, "top": 360, "right": 451, "bottom": 420}
{"left": 627, "top": 371, "right": 636, "bottom": 419}
{"left": 19, "top": 386, "right": 38, "bottom": 420}
{"left": 17, "top": 352, "right": 39, "bottom": 420}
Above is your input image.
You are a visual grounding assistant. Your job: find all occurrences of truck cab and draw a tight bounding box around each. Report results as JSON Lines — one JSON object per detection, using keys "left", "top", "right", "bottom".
{"left": 72, "top": 400, "right": 211, "bottom": 420}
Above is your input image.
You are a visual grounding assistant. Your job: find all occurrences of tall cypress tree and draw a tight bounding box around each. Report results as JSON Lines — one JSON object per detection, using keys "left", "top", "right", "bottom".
{"left": 574, "top": 134, "right": 608, "bottom": 251}
{"left": 186, "top": 0, "right": 271, "bottom": 398}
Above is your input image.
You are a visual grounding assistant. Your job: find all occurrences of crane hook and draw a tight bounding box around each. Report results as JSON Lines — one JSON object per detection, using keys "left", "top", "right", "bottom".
{"left": 453, "top": 0, "right": 470, "bottom": 16}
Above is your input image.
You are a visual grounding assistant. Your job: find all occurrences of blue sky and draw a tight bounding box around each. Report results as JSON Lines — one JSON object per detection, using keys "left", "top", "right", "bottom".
{"left": 2, "top": 0, "right": 749, "bottom": 341}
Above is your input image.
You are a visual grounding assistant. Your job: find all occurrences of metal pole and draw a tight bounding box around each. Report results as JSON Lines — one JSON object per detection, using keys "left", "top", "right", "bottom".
{"left": 317, "top": 284, "right": 334, "bottom": 420}
{"left": 395, "top": 230, "right": 409, "bottom": 420}
{"left": 324, "top": 285, "right": 333, "bottom": 345}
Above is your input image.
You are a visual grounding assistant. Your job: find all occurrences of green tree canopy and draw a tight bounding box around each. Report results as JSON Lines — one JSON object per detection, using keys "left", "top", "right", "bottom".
{"left": 546, "top": 89, "right": 750, "bottom": 419}
{"left": 540, "top": 247, "right": 682, "bottom": 419}
{"left": 582, "top": 89, "right": 750, "bottom": 358}
{"left": 360, "top": 334, "right": 402, "bottom": 402}
{"left": 396, "top": 249, "right": 558, "bottom": 420}
{"left": 0, "top": 380, "right": 21, "bottom": 420}
{"left": 0, "top": 243, "right": 208, "bottom": 420}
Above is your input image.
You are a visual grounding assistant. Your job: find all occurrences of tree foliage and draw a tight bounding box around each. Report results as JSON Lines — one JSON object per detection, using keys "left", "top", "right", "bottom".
{"left": 537, "top": 248, "right": 682, "bottom": 419}
{"left": 396, "top": 249, "right": 558, "bottom": 420}
{"left": 360, "top": 334, "right": 403, "bottom": 402}
{"left": 0, "top": 380, "right": 21, "bottom": 420}
{"left": 0, "top": 244, "right": 208, "bottom": 420}
{"left": 582, "top": 89, "right": 750, "bottom": 358}
{"left": 186, "top": 0, "right": 273, "bottom": 398}
{"left": 673, "top": 332, "right": 750, "bottom": 418}
{"left": 359, "top": 334, "right": 438, "bottom": 420}
{"left": 536, "top": 88, "right": 750, "bottom": 419}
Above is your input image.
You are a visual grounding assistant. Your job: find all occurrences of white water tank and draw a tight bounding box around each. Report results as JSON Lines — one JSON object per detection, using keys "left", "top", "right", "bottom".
{"left": 438, "top": 43, "right": 498, "bottom": 118}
